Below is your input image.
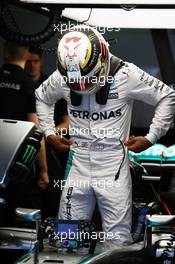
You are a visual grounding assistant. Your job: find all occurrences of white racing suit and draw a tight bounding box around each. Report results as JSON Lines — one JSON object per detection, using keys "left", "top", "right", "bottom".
{"left": 35, "top": 62, "right": 175, "bottom": 248}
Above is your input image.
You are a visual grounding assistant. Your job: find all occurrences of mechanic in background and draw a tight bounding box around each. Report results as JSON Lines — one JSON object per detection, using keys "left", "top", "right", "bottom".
{"left": 0, "top": 41, "right": 49, "bottom": 224}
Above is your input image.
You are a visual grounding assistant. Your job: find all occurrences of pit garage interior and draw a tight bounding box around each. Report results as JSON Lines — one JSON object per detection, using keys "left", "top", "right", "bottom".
{"left": 0, "top": 1, "right": 175, "bottom": 263}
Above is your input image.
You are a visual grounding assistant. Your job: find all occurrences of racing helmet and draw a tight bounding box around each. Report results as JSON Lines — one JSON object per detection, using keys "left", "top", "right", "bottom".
{"left": 57, "top": 25, "right": 110, "bottom": 94}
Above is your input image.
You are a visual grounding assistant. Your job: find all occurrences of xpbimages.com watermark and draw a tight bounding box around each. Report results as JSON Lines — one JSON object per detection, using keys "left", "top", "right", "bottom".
{"left": 56, "top": 126, "right": 119, "bottom": 139}
{"left": 52, "top": 230, "right": 121, "bottom": 243}
{"left": 59, "top": 75, "right": 114, "bottom": 88}
{"left": 54, "top": 178, "right": 120, "bottom": 190}
{"left": 53, "top": 21, "right": 120, "bottom": 35}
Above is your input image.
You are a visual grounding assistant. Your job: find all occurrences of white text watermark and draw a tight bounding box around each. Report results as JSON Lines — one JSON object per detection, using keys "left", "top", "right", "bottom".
{"left": 53, "top": 21, "right": 120, "bottom": 35}
{"left": 54, "top": 178, "right": 120, "bottom": 190}
{"left": 53, "top": 230, "right": 121, "bottom": 243}
{"left": 56, "top": 126, "right": 119, "bottom": 139}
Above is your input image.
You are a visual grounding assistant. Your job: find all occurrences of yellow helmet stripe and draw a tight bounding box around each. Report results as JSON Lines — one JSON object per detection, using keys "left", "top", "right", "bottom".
{"left": 81, "top": 40, "right": 92, "bottom": 68}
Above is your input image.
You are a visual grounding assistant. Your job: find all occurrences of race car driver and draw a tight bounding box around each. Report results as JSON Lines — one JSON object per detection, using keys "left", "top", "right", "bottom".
{"left": 35, "top": 25, "right": 175, "bottom": 248}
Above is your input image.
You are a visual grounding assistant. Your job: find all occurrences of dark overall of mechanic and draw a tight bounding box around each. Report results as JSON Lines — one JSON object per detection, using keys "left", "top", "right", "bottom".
{"left": 35, "top": 25, "right": 175, "bottom": 248}
{"left": 0, "top": 42, "right": 49, "bottom": 188}
{"left": 0, "top": 42, "right": 49, "bottom": 214}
